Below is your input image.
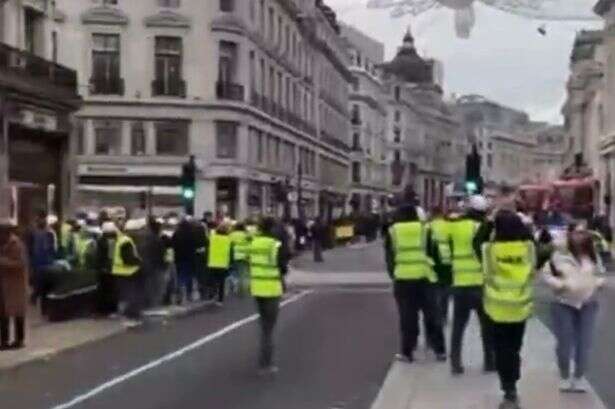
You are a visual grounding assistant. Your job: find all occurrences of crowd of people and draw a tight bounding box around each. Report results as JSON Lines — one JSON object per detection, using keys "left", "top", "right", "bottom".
{"left": 385, "top": 186, "right": 608, "bottom": 409}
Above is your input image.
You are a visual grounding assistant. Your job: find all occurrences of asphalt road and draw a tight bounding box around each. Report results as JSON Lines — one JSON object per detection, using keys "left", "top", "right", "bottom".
{"left": 0, "top": 288, "right": 397, "bottom": 409}
{"left": 293, "top": 240, "right": 385, "bottom": 273}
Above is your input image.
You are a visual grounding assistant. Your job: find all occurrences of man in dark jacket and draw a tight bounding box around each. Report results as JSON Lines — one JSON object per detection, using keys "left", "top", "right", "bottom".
{"left": 141, "top": 218, "right": 166, "bottom": 308}
{"left": 311, "top": 217, "right": 326, "bottom": 262}
{"left": 172, "top": 218, "right": 197, "bottom": 304}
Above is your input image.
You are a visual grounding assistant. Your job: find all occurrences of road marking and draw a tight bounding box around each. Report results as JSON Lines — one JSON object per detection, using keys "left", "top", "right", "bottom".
{"left": 50, "top": 290, "right": 312, "bottom": 409}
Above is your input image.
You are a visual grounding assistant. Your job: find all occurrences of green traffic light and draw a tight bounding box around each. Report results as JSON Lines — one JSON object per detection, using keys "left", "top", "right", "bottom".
{"left": 465, "top": 181, "right": 477, "bottom": 193}
{"left": 182, "top": 188, "right": 195, "bottom": 200}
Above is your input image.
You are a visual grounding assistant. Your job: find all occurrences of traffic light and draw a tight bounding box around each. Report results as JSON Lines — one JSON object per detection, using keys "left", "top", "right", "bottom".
{"left": 181, "top": 156, "right": 196, "bottom": 215}
{"left": 465, "top": 180, "right": 478, "bottom": 194}
{"left": 465, "top": 144, "right": 483, "bottom": 195}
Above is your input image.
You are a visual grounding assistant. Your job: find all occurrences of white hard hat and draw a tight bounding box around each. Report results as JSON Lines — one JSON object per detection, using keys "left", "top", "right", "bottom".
{"left": 124, "top": 218, "right": 147, "bottom": 231}
{"left": 469, "top": 195, "right": 489, "bottom": 212}
{"left": 101, "top": 221, "right": 118, "bottom": 234}
{"left": 47, "top": 215, "right": 58, "bottom": 225}
{"left": 167, "top": 217, "right": 179, "bottom": 226}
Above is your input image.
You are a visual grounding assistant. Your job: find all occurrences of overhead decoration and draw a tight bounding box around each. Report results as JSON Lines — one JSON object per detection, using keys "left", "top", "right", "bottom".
{"left": 366, "top": 0, "right": 599, "bottom": 38}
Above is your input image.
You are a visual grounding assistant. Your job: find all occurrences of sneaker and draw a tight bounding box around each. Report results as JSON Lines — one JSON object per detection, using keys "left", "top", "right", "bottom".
{"left": 572, "top": 377, "right": 590, "bottom": 393}
{"left": 394, "top": 353, "right": 413, "bottom": 363}
{"left": 559, "top": 378, "right": 572, "bottom": 392}
{"left": 258, "top": 366, "right": 279, "bottom": 376}
{"left": 451, "top": 364, "right": 465, "bottom": 375}
{"left": 498, "top": 398, "right": 520, "bottom": 409}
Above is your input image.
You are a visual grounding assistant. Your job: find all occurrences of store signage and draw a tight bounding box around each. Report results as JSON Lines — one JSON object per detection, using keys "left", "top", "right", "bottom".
{"left": 19, "top": 109, "right": 58, "bottom": 132}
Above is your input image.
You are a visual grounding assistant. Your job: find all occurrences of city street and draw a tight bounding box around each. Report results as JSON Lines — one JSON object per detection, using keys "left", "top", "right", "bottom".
{"left": 1, "top": 241, "right": 613, "bottom": 409}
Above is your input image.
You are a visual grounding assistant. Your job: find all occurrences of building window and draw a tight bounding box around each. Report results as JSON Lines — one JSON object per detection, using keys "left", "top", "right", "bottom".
{"left": 352, "top": 80, "right": 359, "bottom": 92}
{"left": 93, "top": 120, "right": 122, "bottom": 156}
{"left": 394, "top": 86, "right": 400, "bottom": 101}
{"left": 216, "top": 121, "right": 238, "bottom": 159}
{"left": 76, "top": 121, "right": 85, "bottom": 155}
{"left": 257, "top": 130, "right": 264, "bottom": 163}
{"left": 158, "top": 0, "right": 180, "bottom": 7}
{"left": 155, "top": 121, "right": 188, "bottom": 155}
{"left": 393, "top": 128, "right": 401, "bottom": 143}
{"left": 352, "top": 162, "right": 361, "bottom": 183}
{"left": 352, "top": 132, "right": 360, "bottom": 150}
{"left": 351, "top": 105, "right": 361, "bottom": 125}
{"left": 487, "top": 154, "right": 493, "bottom": 168}
{"left": 268, "top": 7, "right": 275, "bottom": 42}
{"left": 131, "top": 122, "right": 146, "bottom": 156}
{"left": 259, "top": 0, "right": 265, "bottom": 31}
{"left": 52, "top": 31, "right": 58, "bottom": 62}
{"left": 394, "top": 150, "right": 401, "bottom": 162}
{"left": 218, "top": 41, "right": 238, "bottom": 84}
{"left": 249, "top": 0, "right": 256, "bottom": 21}
{"left": 103, "top": 0, "right": 118, "bottom": 5}
{"left": 394, "top": 110, "right": 400, "bottom": 122}
{"left": 153, "top": 37, "right": 184, "bottom": 97}
{"left": 220, "top": 0, "right": 234, "bottom": 12}
{"left": 91, "top": 34, "right": 122, "bottom": 95}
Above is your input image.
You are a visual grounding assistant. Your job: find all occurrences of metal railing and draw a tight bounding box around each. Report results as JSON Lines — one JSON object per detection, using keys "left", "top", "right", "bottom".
{"left": 152, "top": 78, "right": 186, "bottom": 97}
{"left": 90, "top": 77, "right": 125, "bottom": 95}
{"left": 216, "top": 81, "right": 244, "bottom": 101}
{"left": 0, "top": 42, "right": 78, "bottom": 92}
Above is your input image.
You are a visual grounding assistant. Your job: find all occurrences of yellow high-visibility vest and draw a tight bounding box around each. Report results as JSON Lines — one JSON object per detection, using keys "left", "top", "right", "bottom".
{"left": 75, "top": 235, "right": 93, "bottom": 268}
{"left": 430, "top": 218, "right": 451, "bottom": 265}
{"left": 208, "top": 232, "right": 232, "bottom": 269}
{"left": 61, "top": 223, "right": 72, "bottom": 253}
{"left": 230, "top": 230, "right": 250, "bottom": 261}
{"left": 112, "top": 234, "right": 139, "bottom": 277}
{"left": 249, "top": 236, "right": 283, "bottom": 297}
{"left": 483, "top": 241, "right": 535, "bottom": 323}
{"left": 450, "top": 219, "right": 483, "bottom": 287}
{"left": 389, "top": 222, "right": 435, "bottom": 281}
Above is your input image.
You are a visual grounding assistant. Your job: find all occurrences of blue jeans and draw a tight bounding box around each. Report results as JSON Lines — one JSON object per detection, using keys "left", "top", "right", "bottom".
{"left": 551, "top": 301, "right": 599, "bottom": 378}
{"left": 175, "top": 262, "right": 195, "bottom": 299}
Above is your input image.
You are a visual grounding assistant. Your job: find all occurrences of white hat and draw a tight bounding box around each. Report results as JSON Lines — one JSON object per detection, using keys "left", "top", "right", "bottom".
{"left": 47, "top": 215, "right": 58, "bottom": 225}
{"left": 76, "top": 219, "right": 86, "bottom": 227}
{"left": 101, "top": 221, "right": 118, "bottom": 234}
{"left": 167, "top": 217, "right": 179, "bottom": 226}
{"left": 469, "top": 195, "right": 489, "bottom": 212}
{"left": 86, "top": 226, "right": 102, "bottom": 236}
{"left": 124, "top": 218, "right": 147, "bottom": 231}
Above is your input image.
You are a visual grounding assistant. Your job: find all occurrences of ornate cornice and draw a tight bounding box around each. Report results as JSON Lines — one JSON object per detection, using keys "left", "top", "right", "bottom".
{"left": 81, "top": 6, "right": 129, "bottom": 26}
{"left": 210, "top": 14, "right": 247, "bottom": 35}
{"left": 144, "top": 10, "right": 190, "bottom": 28}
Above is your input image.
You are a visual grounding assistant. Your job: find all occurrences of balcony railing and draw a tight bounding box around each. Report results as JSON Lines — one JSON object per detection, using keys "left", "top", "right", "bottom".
{"left": 249, "top": 91, "right": 316, "bottom": 136}
{"left": 0, "top": 42, "right": 78, "bottom": 93}
{"left": 216, "top": 81, "right": 244, "bottom": 101}
{"left": 90, "top": 77, "right": 125, "bottom": 96}
{"left": 152, "top": 79, "right": 186, "bottom": 97}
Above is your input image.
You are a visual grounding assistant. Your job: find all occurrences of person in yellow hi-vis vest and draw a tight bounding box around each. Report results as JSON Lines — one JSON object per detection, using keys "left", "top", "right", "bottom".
{"left": 449, "top": 195, "right": 495, "bottom": 375}
{"left": 385, "top": 191, "right": 446, "bottom": 363}
{"left": 429, "top": 207, "right": 453, "bottom": 323}
{"left": 230, "top": 223, "right": 251, "bottom": 296}
{"left": 111, "top": 221, "right": 142, "bottom": 320}
{"left": 207, "top": 223, "right": 234, "bottom": 307}
{"left": 482, "top": 210, "right": 536, "bottom": 409}
{"left": 248, "top": 217, "right": 290, "bottom": 375}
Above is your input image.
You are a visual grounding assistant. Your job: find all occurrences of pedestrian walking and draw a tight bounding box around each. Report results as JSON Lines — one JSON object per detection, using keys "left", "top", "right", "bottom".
{"left": 249, "top": 217, "right": 289, "bottom": 375}
{"left": 112, "top": 219, "right": 142, "bottom": 322}
{"left": 385, "top": 191, "right": 446, "bottom": 363}
{"left": 141, "top": 217, "right": 166, "bottom": 308}
{"left": 429, "top": 207, "right": 453, "bottom": 323}
{"left": 311, "top": 216, "right": 326, "bottom": 262}
{"left": 95, "top": 222, "right": 119, "bottom": 315}
{"left": 0, "top": 218, "right": 28, "bottom": 350}
{"left": 482, "top": 210, "right": 536, "bottom": 409}
{"left": 207, "top": 223, "right": 234, "bottom": 307}
{"left": 230, "top": 223, "right": 250, "bottom": 296}
{"left": 448, "top": 195, "right": 495, "bottom": 375}
{"left": 193, "top": 218, "right": 209, "bottom": 301}
{"left": 545, "top": 229, "right": 605, "bottom": 393}
{"left": 25, "top": 210, "right": 58, "bottom": 312}
{"left": 172, "top": 217, "right": 197, "bottom": 304}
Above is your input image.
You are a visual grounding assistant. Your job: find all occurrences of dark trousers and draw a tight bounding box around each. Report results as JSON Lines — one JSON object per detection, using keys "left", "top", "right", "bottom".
{"left": 115, "top": 275, "right": 142, "bottom": 319}
{"left": 255, "top": 297, "right": 280, "bottom": 368}
{"left": 208, "top": 268, "right": 228, "bottom": 303}
{"left": 394, "top": 279, "right": 445, "bottom": 358}
{"left": 0, "top": 316, "right": 25, "bottom": 346}
{"left": 175, "top": 261, "right": 195, "bottom": 300}
{"left": 491, "top": 319, "right": 526, "bottom": 393}
{"left": 313, "top": 240, "right": 324, "bottom": 262}
{"left": 450, "top": 287, "right": 495, "bottom": 368}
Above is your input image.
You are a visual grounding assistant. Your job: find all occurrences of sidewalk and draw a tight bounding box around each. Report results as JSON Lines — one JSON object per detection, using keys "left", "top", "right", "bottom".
{"left": 0, "top": 301, "right": 211, "bottom": 371}
{"left": 370, "top": 318, "right": 607, "bottom": 409}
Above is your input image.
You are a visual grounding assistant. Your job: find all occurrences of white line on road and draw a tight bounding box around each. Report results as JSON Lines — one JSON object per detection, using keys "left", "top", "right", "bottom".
{"left": 50, "top": 290, "right": 313, "bottom": 409}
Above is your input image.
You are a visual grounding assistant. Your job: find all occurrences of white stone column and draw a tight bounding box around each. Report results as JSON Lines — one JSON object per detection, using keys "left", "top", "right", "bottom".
{"left": 84, "top": 119, "right": 95, "bottom": 155}
{"left": 145, "top": 121, "right": 156, "bottom": 156}
{"left": 237, "top": 178, "right": 249, "bottom": 220}
{"left": 120, "top": 120, "right": 131, "bottom": 155}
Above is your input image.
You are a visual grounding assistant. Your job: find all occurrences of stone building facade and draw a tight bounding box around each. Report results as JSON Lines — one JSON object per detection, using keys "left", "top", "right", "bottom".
{"left": 55, "top": 0, "right": 351, "bottom": 220}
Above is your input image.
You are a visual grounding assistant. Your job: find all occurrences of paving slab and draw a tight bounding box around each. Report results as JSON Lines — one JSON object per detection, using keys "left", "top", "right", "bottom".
{"left": 371, "top": 318, "right": 607, "bottom": 409}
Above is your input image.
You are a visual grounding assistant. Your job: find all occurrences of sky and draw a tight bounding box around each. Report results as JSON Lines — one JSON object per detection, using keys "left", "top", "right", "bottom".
{"left": 327, "top": 0, "right": 602, "bottom": 124}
